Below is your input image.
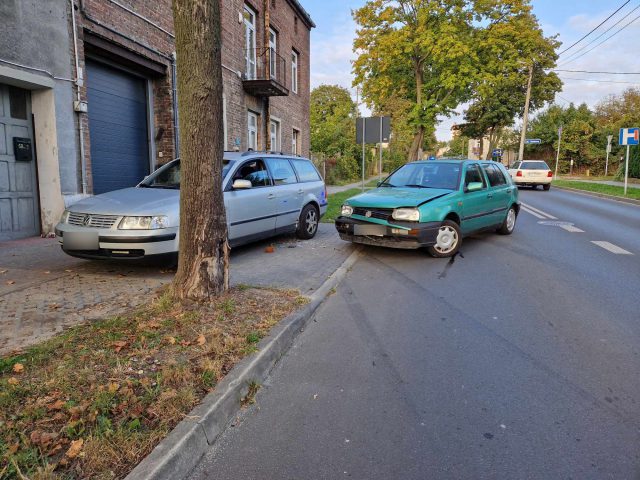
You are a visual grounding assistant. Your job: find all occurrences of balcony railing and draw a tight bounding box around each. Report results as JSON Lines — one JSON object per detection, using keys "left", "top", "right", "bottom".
{"left": 242, "top": 47, "right": 289, "bottom": 97}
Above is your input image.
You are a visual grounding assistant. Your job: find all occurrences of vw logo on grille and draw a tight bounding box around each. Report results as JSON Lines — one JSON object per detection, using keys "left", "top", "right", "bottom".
{"left": 365, "top": 211, "right": 372, "bottom": 218}
{"left": 83, "top": 215, "right": 91, "bottom": 226}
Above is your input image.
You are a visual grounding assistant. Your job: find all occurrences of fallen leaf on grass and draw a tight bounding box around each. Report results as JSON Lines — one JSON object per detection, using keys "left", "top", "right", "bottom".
{"left": 30, "top": 430, "right": 58, "bottom": 448}
{"left": 8, "top": 443, "right": 19, "bottom": 455}
{"left": 12, "top": 363, "right": 24, "bottom": 374}
{"left": 7, "top": 377, "right": 19, "bottom": 385}
{"left": 6, "top": 280, "right": 15, "bottom": 285}
{"left": 112, "top": 340, "right": 127, "bottom": 352}
{"left": 47, "top": 400, "right": 65, "bottom": 411}
{"left": 196, "top": 334, "right": 206, "bottom": 346}
{"left": 107, "top": 382, "right": 120, "bottom": 394}
{"left": 165, "top": 336, "right": 176, "bottom": 345}
{"left": 179, "top": 340, "right": 191, "bottom": 347}
{"left": 65, "top": 439, "right": 83, "bottom": 459}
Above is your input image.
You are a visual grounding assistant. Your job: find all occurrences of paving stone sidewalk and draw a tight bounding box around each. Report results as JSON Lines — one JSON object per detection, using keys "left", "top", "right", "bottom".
{"left": 0, "top": 225, "right": 354, "bottom": 356}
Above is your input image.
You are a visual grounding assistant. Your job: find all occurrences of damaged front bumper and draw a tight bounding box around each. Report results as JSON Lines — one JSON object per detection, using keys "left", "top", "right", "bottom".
{"left": 335, "top": 216, "right": 441, "bottom": 250}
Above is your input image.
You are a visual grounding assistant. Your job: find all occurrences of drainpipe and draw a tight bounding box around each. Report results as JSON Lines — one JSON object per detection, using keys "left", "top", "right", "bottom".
{"left": 264, "top": 0, "right": 271, "bottom": 151}
{"left": 171, "top": 52, "right": 180, "bottom": 159}
{"left": 70, "top": 0, "right": 87, "bottom": 195}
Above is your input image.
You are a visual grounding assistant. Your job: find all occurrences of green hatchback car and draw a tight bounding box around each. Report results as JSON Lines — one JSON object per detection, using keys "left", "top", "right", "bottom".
{"left": 335, "top": 160, "right": 519, "bottom": 257}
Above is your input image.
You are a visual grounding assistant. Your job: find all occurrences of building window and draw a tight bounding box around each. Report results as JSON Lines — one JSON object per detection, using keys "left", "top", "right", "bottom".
{"left": 244, "top": 6, "right": 256, "bottom": 79}
{"left": 270, "top": 118, "right": 281, "bottom": 152}
{"left": 291, "top": 50, "right": 298, "bottom": 94}
{"left": 248, "top": 111, "right": 258, "bottom": 150}
{"left": 292, "top": 128, "right": 300, "bottom": 155}
{"left": 269, "top": 28, "right": 277, "bottom": 79}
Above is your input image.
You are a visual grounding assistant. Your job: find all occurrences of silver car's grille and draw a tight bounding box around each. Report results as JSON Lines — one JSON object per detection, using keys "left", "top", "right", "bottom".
{"left": 353, "top": 207, "right": 393, "bottom": 221}
{"left": 68, "top": 212, "right": 119, "bottom": 228}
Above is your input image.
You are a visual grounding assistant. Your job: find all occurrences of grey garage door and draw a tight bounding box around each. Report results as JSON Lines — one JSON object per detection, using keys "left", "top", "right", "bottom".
{"left": 0, "top": 84, "right": 39, "bottom": 241}
{"left": 86, "top": 60, "right": 150, "bottom": 194}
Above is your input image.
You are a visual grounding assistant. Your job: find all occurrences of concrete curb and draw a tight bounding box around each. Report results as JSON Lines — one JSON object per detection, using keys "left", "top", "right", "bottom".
{"left": 553, "top": 185, "right": 640, "bottom": 206}
{"left": 125, "top": 247, "right": 361, "bottom": 480}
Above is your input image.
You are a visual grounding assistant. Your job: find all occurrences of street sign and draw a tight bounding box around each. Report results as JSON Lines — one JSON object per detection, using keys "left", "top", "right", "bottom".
{"left": 525, "top": 139, "right": 541, "bottom": 144}
{"left": 619, "top": 127, "right": 639, "bottom": 146}
{"left": 428, "top": 155, "right": 436, "bottom": 161}
{"left": 356, "top": 116, "right": 391, "bottom": 144}
{"left": 492, "top": 148, "right": 503, "bottom": 156}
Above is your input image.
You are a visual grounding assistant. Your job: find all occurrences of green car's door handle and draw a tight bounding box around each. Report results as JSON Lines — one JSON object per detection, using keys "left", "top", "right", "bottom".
{"left": 487, "top": 193, "right": 494, "bottom": 199}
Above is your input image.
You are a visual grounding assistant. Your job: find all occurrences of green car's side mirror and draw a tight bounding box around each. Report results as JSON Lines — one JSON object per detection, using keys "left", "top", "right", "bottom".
{"left": 466, "top": 182, "right": 483, "bottom": 192}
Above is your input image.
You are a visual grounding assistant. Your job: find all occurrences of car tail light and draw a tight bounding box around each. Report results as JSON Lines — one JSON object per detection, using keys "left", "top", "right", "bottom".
{"left": 547, "top": 171, "right": 553, "bottom": 177}
{"left": 516, "top": 170, "right": 522, "bottom": 177}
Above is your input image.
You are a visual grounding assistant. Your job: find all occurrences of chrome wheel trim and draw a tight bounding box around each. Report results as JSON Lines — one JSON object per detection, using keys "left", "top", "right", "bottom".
{"left": 434, "top": 225, "right": 458, "bottom": 254}
{"left": 305, "top": 209, "right": 318, "bottom": 235}
{"left": 506, "top": 208, "right": 516, "bottom": 232}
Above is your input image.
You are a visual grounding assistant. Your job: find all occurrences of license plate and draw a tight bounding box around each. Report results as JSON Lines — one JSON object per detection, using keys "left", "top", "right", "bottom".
{"left": 354, "top": 224, "right": 386, "bottom": 236}
{"left": 63, "top": 231, "right": 99, "bottom": 250}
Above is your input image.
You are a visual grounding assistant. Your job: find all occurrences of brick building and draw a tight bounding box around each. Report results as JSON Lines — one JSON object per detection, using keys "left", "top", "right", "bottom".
{"left": 0, "top": 0, "right": 313, "bottom": 241}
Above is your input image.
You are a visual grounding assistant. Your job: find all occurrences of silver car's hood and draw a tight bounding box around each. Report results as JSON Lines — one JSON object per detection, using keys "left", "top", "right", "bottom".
{"left": 68, "top": 187, "right": 179, "bottom": 215}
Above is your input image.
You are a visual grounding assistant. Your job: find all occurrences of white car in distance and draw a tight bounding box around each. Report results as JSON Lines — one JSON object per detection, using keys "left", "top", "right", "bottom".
{"left": 508, "top": 160, "right": 552, "bottom": 190}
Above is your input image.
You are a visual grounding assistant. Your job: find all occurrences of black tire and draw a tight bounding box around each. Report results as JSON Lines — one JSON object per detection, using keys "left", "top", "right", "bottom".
{"left": 497, "top": 206, "right": 517, "bottom": 235}
{"left": 543, "top": 183, "right": 551, "bottom": 191}
{"left": 426, "top": 220, "right": 461, "bottom": 258}
{"left": 296, "top": 204, "right": 319, "bottom": 239}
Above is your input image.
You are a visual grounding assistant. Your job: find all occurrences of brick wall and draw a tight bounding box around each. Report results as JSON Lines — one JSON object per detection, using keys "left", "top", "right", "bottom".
{"left": 71, "top": 0, "right": 312, "bottom": 193}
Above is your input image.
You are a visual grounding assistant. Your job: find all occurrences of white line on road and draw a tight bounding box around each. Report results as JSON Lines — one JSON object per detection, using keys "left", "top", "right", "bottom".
{"left": 559, "top": 224, "right": 585, "bottom": 233}
{"left": 591, "top": 241, "right": 633, "bottom": 255}
{"left": 520, "top": 205, "right": 547, "bottom": 219}
{"left": 520, "top": 202, "right": 558, "bottom": 219}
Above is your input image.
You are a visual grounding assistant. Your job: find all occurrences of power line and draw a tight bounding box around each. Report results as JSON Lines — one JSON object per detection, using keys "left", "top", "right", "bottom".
{"left": 558, "top": 0, "right": 630, "bottom": 55}
{"left": 559, "top": 12, "right": 640, "bottom": 67}
{"left": 560, "top": 4, "right": 640, "bottom": 63}
{"left": 559, "top": 76, "right": 640, "bottom": 84}
{"left": 553, "top": 69, "right": 640, "bottom": 75}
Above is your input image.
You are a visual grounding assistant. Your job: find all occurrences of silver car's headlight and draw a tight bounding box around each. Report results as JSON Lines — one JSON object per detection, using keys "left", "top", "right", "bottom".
{"left": 392, "top": 208, "right": 420, "bottom": 222}
{"left": 341, "top": 205, "right": 353, "bottom": 216}
{"left": 60, "top": 210, "right": 70, "bottom": 224}
{"left": 119, "top": 216, "right": 168, "bottom": 230}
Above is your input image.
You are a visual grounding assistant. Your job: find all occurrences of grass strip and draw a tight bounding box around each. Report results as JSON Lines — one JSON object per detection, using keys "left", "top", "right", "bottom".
{"left": 323, "top": 187, "right": 365, "bottom": 223}
{"left": 0, "top": 287, "right": 306, "bottom": 479}
{"left": 553, "top": 180, "right": 640, "bottom": 200}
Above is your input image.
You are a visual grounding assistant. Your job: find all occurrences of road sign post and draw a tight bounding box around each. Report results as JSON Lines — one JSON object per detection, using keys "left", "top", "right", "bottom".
{"left": 619, "top": 127, "right": 639, "bottom": 195}
{"left": 554, "top": 126, "right": 562, "bottom": 180}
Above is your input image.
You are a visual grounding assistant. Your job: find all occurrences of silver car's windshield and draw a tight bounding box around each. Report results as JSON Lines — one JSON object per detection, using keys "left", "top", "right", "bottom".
{"left": 140, "top": 159, "right": 234, "bottom": 189}
{"left": 380, "top": 163, "right": 461, "bottom": 190}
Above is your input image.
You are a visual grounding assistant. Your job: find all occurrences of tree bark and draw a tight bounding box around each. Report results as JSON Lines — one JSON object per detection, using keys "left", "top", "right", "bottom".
{"left": 172, "top": 0, "right": 229, "bottom": 300}
{"left": 408, "top": 60, "right": 424, "bottom": 161}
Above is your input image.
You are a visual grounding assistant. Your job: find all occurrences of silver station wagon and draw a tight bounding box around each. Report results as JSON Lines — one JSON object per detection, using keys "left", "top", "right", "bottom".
{"left": 55, "top": 152, "right": 327, "bottom": 261}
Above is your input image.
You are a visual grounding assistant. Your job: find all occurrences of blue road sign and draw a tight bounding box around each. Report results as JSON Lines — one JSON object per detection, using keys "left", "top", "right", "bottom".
{"left": 492, "top": 148, "right": 503, "bottom": 156}
{"left": 428, "top": 155, "right": 436, "bottom": 161}
{"left": 619, "top": 128, "right": 639, "bottom": 146}
{"left": 525, "top": 139, "right": 542, "bottom": 144}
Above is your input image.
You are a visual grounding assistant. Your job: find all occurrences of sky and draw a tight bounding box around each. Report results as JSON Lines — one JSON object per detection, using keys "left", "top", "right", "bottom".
{"left": 304, "top": 0, "right": 640, "bottom": 141}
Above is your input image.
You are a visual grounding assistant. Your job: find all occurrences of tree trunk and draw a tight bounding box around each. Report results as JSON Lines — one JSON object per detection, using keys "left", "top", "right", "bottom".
{"left": 485, "top": 126, "right": 495, "bottom": 160}
{"left": 408, "top": 61, "right": 424, "bottom": 162}
{"left": 172, "top": 0, "right": 229, "bottom": 300}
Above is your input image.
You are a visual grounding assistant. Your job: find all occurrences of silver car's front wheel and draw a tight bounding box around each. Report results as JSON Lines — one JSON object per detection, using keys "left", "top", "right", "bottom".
{"left": 426, "top": 220, "right": 461, "bottom": 258}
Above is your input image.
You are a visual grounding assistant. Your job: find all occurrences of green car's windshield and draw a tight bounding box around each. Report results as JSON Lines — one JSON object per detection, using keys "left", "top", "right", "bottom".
{"left": 140, "top": 159, "right": 233, "bottom": 189}
{"left": 382, "top": 163, "right": 461, "bottom": 190}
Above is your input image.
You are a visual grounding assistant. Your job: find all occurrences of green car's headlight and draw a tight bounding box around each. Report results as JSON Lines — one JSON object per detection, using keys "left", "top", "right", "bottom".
{"left": 341, "top": 205, "right": 353, "bottom": 216}
{"left": 392, "top": 208, "right": 420, "bottom": 222}
{"left": 119, "top": 216, "right": 168, "bottom": 230}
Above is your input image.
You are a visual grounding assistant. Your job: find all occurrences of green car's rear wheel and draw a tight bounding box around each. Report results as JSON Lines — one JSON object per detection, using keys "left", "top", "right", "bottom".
{"left": 426, "top": 220, "right": 461, "bottom": 258}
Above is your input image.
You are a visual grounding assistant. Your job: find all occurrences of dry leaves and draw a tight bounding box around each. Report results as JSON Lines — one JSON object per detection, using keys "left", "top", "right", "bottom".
{"left": 7, "top": 377, "right": 19, "bottom": 385}
{"left": 6, "top": 280, "right": 15, "bottom": 285}
{"left": 12, "top": 363, "right": 24, "bottom": 374}
{"left": 196, "top": 334, "right": 206, "bottom": 346}
{"left": 47, "top": 400, "right": 65, "bottom": 411}
{"left": 65, "top": 439, "right": 84, "bottom": 459}
{"left": 112, "top": 340, "right": 127, "bottom": 353}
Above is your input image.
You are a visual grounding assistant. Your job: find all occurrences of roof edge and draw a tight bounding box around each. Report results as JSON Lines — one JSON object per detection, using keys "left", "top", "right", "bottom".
{"left": 285, "top": 0, "right": 316, "bottom": 29}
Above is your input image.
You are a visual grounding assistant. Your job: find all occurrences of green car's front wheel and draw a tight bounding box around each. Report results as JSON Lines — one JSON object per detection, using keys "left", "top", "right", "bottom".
{"left": 426, "top": 220, "right": 461, "bottom": 258}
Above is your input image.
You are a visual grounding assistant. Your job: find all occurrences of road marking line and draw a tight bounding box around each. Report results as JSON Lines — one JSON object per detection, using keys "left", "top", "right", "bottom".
{"left": 591, "top": 241, "right": 633, "bottom": 255}
{"left": 559, "top": 224, "right": 584, "bottom": 233}
{"left": 520, "top": 205, "right": 546, "bottom": 219}
{"left": 520, "top": 202, "right": 557, "bottom": 219}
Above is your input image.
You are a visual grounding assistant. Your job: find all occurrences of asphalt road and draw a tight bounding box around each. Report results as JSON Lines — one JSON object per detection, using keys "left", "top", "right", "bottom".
{"left": 191, "top": 187, "right": 640, "bottom": 480}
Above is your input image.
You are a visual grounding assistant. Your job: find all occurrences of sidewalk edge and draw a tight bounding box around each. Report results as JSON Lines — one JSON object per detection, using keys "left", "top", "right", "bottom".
{"left": 125, "top": 247, "right": 361, "bottom": 480}
{"left": 553, "top": 185, "right": 640, "bottom": 206}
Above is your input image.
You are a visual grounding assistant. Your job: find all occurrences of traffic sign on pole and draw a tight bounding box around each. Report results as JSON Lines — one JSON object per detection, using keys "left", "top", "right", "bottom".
{"left": 605, "top": 134, "right": 613, "bottom": 176}
{"left": 619, "top": 127, "right": 639, "bottom": 146}
{"left": 525, "top": 139, "right": 542, "bottom": 144}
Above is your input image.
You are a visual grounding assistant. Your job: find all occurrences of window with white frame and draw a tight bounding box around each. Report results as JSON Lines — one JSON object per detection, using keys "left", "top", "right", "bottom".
{"left": 244, "top": 6, "right": 256, "bottom": 79}
{"left": 269, "top": 28, "right": 277, "bottom": 79}
{"left": 270, "top": 118, "right": 281, "bottom": 151}
{"left": 248, "top": 111, "right": 258, "bottom": 150}
{"left": 291, "top": 50, "right": 299, "bottom": 94}
{"left": 292, "top": 128, "right": 300, "bottom": 155}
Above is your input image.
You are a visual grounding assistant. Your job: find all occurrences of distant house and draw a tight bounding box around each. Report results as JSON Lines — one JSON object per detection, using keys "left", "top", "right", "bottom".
{"left": 0, "top": 0, "right": 314, "bottom": 241}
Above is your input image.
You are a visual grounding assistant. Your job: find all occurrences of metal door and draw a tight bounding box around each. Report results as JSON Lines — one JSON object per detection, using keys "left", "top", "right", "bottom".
{"left": 0, "top": 84, "right": 39, "bottom": 241}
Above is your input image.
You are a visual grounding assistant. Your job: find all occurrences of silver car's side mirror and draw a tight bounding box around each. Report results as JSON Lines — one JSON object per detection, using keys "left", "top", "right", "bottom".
{"left": 232, "top": 179, "right": 252, "bottom": 189}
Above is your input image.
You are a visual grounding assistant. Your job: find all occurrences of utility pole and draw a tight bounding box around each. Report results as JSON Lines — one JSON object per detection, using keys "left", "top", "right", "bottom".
{"left": 518, "top": 64, "right": 534, "bottom": 162}
{"left": 554, "top": 125, "right": 562, "bottom": 179}
{"left": 605, "top": 135, "right": 613, "bottom": 176}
